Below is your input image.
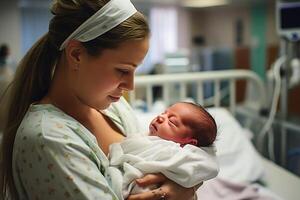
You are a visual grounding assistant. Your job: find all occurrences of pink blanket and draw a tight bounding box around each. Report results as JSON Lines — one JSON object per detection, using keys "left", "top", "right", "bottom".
{"left": 197, "top": 178, "right": 277, "bottom": 200}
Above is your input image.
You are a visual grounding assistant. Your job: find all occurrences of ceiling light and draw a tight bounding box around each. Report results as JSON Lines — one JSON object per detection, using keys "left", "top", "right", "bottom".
{"left": 182, "top": 0, "right": 228, "bottom": 8}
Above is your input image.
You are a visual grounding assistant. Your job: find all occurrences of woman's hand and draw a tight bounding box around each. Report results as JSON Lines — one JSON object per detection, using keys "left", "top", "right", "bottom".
{"left": 126, "top": 173, "right": 197, "bottom": 200}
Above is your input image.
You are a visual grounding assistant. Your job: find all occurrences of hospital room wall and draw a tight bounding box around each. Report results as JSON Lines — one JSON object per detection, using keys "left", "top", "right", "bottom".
{"left": 189, "top": 3, "right": 300, "bottom": 117}
{"left": 189, "top": 3, "right": 278, "bottom": 50}
{"left": 177, "top": 8, "right": 191, "bottom": 50}
{"left": 190, "top": 7, "right": 251, "bottom": 48}
{"left": 0, "top": 0, "right": 22, "bottom": 63}
{"left": 0, "top": 0, "right": 55, "bottom": 66}
{"left": 188, "top": 3, "right": 279, "bottom": 104}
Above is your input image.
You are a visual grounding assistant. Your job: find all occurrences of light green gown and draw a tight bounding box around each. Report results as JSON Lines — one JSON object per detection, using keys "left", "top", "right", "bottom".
{"left": 12, "top": 97, "right": 142, "bottom": 200}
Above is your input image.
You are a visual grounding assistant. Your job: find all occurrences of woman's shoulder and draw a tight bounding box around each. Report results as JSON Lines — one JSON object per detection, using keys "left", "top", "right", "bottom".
{"left": 15, "top": 104, "right": 95, "bottom": 147}
{"left": 12, "top": 106, "right": 114, "bottom": 199}
{"left": 13, "top": 103, "right": 106, "bottom": 167}
{"left": 20, "top": 104, "right": 77, "bottom": 130}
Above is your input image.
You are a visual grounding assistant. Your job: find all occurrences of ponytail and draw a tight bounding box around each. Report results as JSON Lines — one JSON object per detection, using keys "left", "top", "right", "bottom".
{"left": 0, "top": 33, "right": 59, "bottom": 199}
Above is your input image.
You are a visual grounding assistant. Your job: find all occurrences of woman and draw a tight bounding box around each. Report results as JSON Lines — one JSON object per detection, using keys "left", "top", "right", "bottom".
{"left": 0, "top": 0, "right": 198, "bottom": 199}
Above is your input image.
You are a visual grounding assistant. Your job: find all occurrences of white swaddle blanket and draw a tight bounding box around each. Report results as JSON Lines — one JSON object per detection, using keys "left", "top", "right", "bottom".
{"left": 107, "top": 134, "right": 219, "bottom": 200}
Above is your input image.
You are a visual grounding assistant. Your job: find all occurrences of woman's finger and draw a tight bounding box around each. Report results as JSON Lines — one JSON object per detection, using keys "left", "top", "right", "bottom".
{"left": 193, "top": 182, "right": 203, "bottom": 192}
{"left": 126, "top": 187, "right": 168, "bottom": 200}
{"left": 135, "top": 173, "right": 166, "bottom": 187}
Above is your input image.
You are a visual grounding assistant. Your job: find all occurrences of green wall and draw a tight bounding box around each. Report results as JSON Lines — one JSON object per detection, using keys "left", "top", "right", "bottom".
{"left": 250, "top": 3, "right": 267, "bottom": 80}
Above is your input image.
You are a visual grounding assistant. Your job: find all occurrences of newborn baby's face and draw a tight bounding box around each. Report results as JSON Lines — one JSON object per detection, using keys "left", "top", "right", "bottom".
{"left": 149, "top": 103, "right": 194, "bottom": 144}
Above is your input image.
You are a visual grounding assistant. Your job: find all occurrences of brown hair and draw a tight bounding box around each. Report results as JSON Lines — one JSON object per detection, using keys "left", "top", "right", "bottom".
{"left": 0, "top": 0, "right": 149, "bottom": 199}
{"left": 180, "top": 102, "right": 217, "bottom": 147}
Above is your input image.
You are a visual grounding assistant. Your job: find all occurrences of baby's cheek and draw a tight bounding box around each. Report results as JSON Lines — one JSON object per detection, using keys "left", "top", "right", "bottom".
{"left": 158, "top": 126, "right": 170, "bottom": 137}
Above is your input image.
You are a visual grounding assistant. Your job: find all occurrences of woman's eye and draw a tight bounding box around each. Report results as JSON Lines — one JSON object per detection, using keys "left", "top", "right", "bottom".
{"left": 117, "top": 69, "right": 129, "bottom": 75}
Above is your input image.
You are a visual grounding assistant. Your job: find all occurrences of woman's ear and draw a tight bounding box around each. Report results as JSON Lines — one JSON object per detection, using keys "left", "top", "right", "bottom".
{"left": 65, "top": 40, "right": 84, "bottom": 70}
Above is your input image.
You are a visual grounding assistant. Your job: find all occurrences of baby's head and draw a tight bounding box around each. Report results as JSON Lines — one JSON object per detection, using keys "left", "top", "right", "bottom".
{"left": 149, "top": 102, "right": 217, "bottom": 147}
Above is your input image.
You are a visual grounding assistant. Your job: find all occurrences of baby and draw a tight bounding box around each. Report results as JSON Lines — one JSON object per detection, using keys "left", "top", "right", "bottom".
{"left": 107, "top": 102, "right": 218, "bottom": 200}
{"left": 149, "top": 102, "right": 217, "bottom": 147}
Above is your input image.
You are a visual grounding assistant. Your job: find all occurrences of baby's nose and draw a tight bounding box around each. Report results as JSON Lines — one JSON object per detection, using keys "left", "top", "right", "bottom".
{"left": 156, "top": 115, "right": 164, "bottom": 123}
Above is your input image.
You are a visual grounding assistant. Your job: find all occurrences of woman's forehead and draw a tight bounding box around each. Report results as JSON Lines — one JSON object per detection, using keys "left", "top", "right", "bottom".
{"left": 99, "top": 38, "right": 149, "bottom": 66}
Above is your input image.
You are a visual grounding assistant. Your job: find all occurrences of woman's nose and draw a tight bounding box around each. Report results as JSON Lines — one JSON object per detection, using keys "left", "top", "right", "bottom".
{"left": 119, "top": 74, "right": 134, "bottom": 91}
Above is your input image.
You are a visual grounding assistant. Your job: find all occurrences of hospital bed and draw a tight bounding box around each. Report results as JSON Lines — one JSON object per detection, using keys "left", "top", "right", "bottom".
{"left": 128, "top": 69, "right": 300, "bottom": 200}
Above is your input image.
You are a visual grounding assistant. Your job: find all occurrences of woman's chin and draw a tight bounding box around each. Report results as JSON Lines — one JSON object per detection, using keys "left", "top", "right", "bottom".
{"left": 88, "top": 100, "right": 111, "bottom": 111}
{"left": 88, "top": 97, "right": 121, "bottom": 111}
{"left": 98, "top": 102, "right": 112, "bottom": 110}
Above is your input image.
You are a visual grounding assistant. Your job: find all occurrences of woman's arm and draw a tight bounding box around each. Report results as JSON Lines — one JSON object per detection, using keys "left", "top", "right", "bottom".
{"left": 13, "top": 117, "right": 120, "bottom": 200}
{"left": 126, "top": 174, "right": 198, "bottom": 200}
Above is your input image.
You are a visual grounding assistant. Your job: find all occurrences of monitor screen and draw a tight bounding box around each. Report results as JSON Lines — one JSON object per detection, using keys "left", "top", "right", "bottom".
{"left": 280, "top": 2, "right": 300, "bottom": 29}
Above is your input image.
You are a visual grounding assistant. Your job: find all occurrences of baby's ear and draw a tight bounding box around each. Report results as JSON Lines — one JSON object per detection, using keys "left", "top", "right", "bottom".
{"left": 180, "top": 139, "right": 198, "bottom": 147}
{"left": 189, "top": 139, "right": 198, "bottom": 146}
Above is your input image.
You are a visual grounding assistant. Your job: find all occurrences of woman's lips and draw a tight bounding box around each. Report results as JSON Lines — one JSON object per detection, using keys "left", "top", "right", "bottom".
{"left": 108, "top": 95, "right": 121, "bottom": 102}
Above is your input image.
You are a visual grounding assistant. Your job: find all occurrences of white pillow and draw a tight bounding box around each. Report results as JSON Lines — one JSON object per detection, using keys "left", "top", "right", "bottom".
{"left": 207, "top": 107, "right": 265, "bottom": 183}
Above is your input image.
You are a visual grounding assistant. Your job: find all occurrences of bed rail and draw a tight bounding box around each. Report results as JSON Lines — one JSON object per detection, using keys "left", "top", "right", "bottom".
{"left": 129, "top": 69, "right": 266, "bottom": 113}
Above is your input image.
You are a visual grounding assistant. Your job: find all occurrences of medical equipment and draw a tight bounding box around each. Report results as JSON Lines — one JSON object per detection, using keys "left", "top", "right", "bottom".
{"left": 273, "top": 0, "right": 300, "bottom": 166}
{"left": 277, "top": 1, "right": 300, "bottom": 42}
{"left": 163, "top": 51, "right": 190, "bottom": 73}
{"left": 259, "top": 56, "right": 288, "bottom": 161}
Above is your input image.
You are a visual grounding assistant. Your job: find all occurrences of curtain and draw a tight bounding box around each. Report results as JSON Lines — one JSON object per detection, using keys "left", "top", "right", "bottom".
{"left": 137, "top": 6, "right": 178, "bottom": 74}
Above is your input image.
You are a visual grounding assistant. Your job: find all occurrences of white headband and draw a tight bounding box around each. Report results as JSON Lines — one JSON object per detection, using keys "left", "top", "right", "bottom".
{"left": 59, "top": 0, "right": 137, "bottom": 50}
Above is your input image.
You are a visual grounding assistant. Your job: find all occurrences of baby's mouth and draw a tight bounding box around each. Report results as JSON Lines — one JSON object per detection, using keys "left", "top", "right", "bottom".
{"left": 149, "top": 123, "right": 158, "bottom": 134}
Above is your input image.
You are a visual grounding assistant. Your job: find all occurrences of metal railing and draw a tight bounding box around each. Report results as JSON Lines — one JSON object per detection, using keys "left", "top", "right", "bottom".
{"left": 129, "top": 69, "right": 266, "bottom": 114}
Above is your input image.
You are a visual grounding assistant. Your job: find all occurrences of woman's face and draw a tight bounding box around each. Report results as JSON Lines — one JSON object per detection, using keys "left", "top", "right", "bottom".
{"left": 72, "top": 38, "right": 149, "bottom": 110}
